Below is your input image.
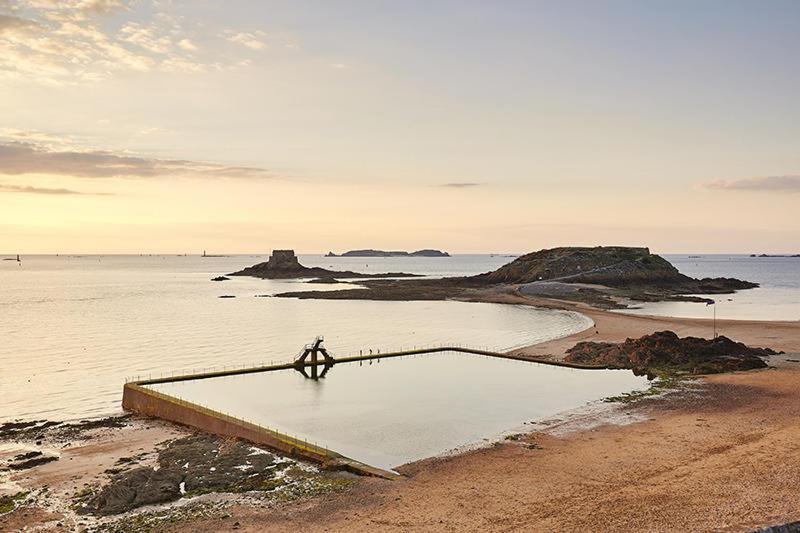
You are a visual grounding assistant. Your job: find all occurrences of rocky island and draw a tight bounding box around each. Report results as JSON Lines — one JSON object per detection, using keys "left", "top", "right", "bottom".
{"left": 229, "top": 250, "right": 419, "bottom": 280}
{"left": 325, "top": 249, "right": 450, "bottom": 257}
{"left": 274, "top": 246, "right": 758, "bottom": 306}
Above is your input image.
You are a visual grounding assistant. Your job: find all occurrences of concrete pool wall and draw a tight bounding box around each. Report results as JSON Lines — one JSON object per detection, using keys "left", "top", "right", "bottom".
{"left": 123, "top": 345, "right": 617, "bottom": 477}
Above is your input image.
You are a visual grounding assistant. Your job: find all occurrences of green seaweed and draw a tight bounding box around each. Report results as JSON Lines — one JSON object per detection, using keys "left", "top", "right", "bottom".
{"left": 603, "top": 374, "right": 692, "bottom": 404}
{"left": 0, "top": 491, "right": 29, "bottom": 514}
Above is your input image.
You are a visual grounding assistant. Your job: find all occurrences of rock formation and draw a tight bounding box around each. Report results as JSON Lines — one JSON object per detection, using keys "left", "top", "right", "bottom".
{"left": 564, "top": 330, "right": 778, "bottom": 375}
{"left": 229, "top": 250, "right": 419, "bottom": 280}
{"left": 473, "top": 246, "right": 756, "bottom": 292}
{"left": 270, "top": 246, "right": 759, "bottom": 304}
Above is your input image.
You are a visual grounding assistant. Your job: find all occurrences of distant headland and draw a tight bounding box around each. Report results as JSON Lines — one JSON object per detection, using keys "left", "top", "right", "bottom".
{"left": 325, "top": 249, "right": 450, "bottom": 258}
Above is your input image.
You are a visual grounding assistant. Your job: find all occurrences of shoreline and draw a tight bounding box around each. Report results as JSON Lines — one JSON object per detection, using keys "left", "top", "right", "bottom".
{"left": 2, "top": 290, "right": 799, "bottom": 531}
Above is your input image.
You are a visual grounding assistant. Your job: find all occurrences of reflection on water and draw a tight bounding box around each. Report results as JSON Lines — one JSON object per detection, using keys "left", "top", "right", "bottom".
{"left": 148, "top": 352, "right": 648, "bottom": 469}
{"left": 0, "top": 255, "right": 592, "bottom": 422}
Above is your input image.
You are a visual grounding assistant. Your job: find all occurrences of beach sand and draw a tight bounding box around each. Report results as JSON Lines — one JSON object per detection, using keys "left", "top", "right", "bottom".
{"left": 162, "top": 302, "right": 800, "bottom": 532}
{"left": 3, "top": 294, "right": 799, "bottom": 532}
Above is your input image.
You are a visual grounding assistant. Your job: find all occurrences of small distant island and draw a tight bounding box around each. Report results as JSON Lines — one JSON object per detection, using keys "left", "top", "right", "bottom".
{"left": 750, "top": 253, "right": 800, "bottom": 258}
{"left": 325, "top": 249, "right": 450, "bottom": 257}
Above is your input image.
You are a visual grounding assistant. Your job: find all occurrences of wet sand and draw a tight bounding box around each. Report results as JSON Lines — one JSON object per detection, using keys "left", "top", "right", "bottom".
{"left": 0, "top": 418, "right": 188, "bottom": 530}
{"left": 207, "top": 358, "right": 800, "bottom": 532}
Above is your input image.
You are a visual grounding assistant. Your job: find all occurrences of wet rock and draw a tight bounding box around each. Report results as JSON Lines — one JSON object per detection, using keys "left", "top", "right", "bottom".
{"left": 307, "top": 276, "right": 340, "bottom": 284}
{"left": 211, "top": 276, "right": 230, "bottom": 282}
{"left": 14, "top": 451, "right": 42, "bottom": 461}
{"left": 0, "top": 492, "right": 28, "bottom": 514}
{"left": 91, "top": 466, "right": 183, "bottom": 515}
{"left": 4, "top": 451, "right": 58, "bottom": 471}
{"left": 85, "top": 435, "right": 289, "bottom": 515}
{"left": 0, "top": 420, "right": 60, "bottom": 440}
{"left": 565, "top": 330, "right": 779, "bottom": 375}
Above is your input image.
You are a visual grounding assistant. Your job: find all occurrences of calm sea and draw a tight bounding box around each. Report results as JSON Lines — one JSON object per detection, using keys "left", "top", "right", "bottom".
{"left": 0, "top": 254, "right": 588, "bottom": 423}
{"left": 623, "top": 255, "right": 800, "bottom": 321}
{"left": 2, "top": 253, "right": 795, "bottom": 425}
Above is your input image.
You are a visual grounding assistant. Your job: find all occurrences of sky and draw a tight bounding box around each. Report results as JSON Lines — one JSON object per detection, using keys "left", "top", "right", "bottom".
{"left": 1, "top": 0, "right": 799, "bottom": 254}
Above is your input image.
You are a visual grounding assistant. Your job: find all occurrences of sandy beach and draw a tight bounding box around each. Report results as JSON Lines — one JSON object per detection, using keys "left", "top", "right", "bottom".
{"left": 3, "top": 291, "right": 798, "bottom": 532}
{"left": 167, "top": 301, "right": 800, "bottom": 532}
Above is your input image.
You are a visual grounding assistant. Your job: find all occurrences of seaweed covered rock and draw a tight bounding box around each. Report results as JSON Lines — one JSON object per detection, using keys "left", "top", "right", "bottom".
{"left": 565, "top": 330, "right": 778, "bottom": 375}
{"left": 84, "top": 435, "right": 288, "bottom": 515}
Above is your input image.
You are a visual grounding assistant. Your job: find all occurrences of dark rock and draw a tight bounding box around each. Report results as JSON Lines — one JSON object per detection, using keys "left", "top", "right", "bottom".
{"left": 13, "top": 451, "right": 43, "bottom": 461}
{"left": 211, "top": 276, "right": 230, "bottom": 282}
{"left": 7, "top": 454, "right": 58, "bottom": 470}
{"left": 218, "top": 295, "right": 236, "bottom": 298}
{"left": 565, "top": 330, "right": 779, "bottom": 375}
{"left": 90, "top": 466, "right": 183, "bottom": 515}
{"left": 473, "top": 247, "right": 757, "bottom": 293}
{"left": 230, "top": 249, "right": 419, "bottom": 280}
{"left": 85, "top": 435, "right": 287, "bottom": 515}
{"left": 0, "top": 420, "right": 61, "bottom": 440}
{"left": 307, "top": 276, "right": 340, "bottom": 284}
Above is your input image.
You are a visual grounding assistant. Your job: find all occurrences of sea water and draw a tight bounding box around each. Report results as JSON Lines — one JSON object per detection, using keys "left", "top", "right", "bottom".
{"left": 1, "top": 254, "right": 588, "bottom": 422}
{"left": 620, "top": 255, "right": 800, "bottom": 321}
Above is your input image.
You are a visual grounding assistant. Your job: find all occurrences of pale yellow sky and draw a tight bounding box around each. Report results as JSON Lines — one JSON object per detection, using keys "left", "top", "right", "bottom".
{"left": 1, "top": 1, "right": 799, "bottom": 254}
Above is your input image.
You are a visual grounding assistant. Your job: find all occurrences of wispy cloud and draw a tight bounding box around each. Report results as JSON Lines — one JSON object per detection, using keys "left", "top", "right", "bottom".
{"left": 440, "top": 182, "right": 482, "bottom": 188}
{"left": 226, "top": 31, "right": 266, "bottom": 50}
{"left": 0, "top": 13, "right": 37, "bottom": 31}
{"left": 703, "top": 175, "right": 800, "bottom": 193}
{"left": 0, "top": 182, "right": 107, "bottom": 195}
{"left": 0, "top": 140, "right": 274, "bottom": 179}
{"left": 0, "top": 1, "right": 257, "bottom": 85}
{"left": 177, "top": 38, "right": 197, "bottom": 51}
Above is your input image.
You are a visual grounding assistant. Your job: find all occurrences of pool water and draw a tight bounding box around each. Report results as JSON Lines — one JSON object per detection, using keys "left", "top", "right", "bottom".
{"left": 148, "top": 351, "right": 648, "bottom": 469}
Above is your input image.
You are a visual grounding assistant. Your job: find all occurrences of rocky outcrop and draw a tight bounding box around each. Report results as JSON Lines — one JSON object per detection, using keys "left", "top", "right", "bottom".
{"left": 468, "top": 247, "right": 757, "bottom": 305}
{"left": 230, "top": 250, "right": 419, "bottom": 280}
{"left": 270, "top": 246, "right": 758, "bottom": 304}
{"left": 325, "top": 249, "right": 450, "bottom": 257}
{"left": 84, "top": 435, "right": 288, "bottom": 515}
{"left": 307, "top": 276, "right": 340, "bottom": 284}
{"left": 473, "top": 246, "right": 755, "bottom": 291}
{"left": 564, "top": 330, "right": 778, "bottom": 375}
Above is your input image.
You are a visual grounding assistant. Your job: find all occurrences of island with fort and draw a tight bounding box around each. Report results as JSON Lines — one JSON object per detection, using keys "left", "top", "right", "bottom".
{"left": 228, "top": 249, "right": 420, "bottom": 279}
{"left": 269, "top": 246, "right": 758, "bottom": 306}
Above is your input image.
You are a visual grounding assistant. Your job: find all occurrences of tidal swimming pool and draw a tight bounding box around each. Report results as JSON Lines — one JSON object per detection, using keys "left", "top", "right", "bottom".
{"left": 147, "top": 352, "right": 649, "bottom": 470}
